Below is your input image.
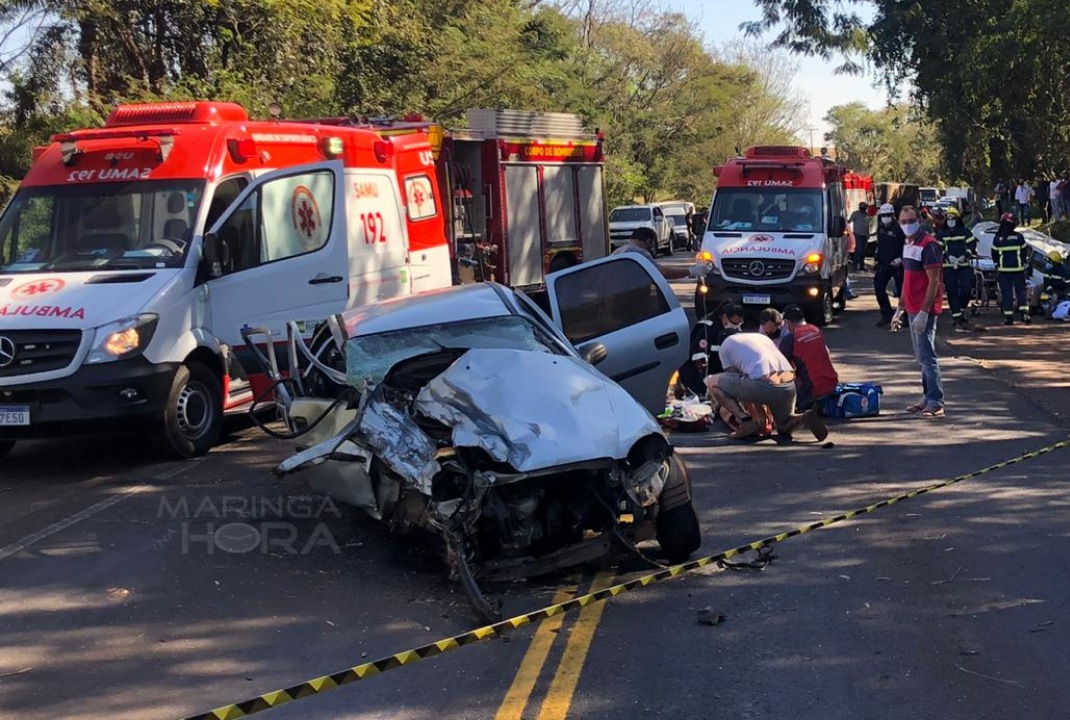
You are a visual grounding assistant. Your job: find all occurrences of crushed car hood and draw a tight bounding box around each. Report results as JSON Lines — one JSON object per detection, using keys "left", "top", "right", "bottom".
{"left": 414, "top": 348, "right": 661, "bottom": 473}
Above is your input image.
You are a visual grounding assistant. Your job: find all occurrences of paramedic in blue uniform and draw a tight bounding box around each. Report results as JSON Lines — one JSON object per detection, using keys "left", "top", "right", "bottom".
{"left": 936, "top": 206, "right": 977, "bottom": 330}
{"left": 991, "top": 212, "right": 1031, "bottom": 325}
{"left": 873, "top": 203, "right": 905, "bottom": 327}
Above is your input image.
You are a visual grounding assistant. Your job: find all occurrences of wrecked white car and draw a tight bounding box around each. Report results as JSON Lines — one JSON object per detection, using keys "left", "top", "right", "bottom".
{"left": 247, "top": 254, "right": 700, "bottom": 620}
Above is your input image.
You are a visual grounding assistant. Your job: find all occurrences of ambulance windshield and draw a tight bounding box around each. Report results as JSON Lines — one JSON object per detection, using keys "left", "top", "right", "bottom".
{"left": 709, "top": 188, "right": 823, "bottom": 234}
{"left": 0, "top": 180, "right": 205, "bottom": 273}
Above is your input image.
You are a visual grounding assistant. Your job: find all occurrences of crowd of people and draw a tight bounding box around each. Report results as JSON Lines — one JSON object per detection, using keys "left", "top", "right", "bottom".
{"left": 993, "top": 178, "right": 1070, "bottom": 223}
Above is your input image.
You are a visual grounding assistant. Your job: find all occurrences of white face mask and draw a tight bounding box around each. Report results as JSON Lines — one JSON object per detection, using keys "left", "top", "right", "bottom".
{"left": 726, "top": 321, "right": 742, "bottom": 331}
{"left": 900, "top": 222, "right": 920, "bottom": 237}
{"left": 880, "top": 216, "right": 893, "bottom": 226}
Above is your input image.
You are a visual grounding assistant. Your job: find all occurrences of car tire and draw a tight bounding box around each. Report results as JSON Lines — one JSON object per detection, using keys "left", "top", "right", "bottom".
{"left": 155, "top": 362, "right": 223, "bottom": 458}
{"left": 0, "top": 440, "right": 14, "bottom": 459}
{"left": 663, "top": 235, "right": 674, "bottom": 257}
{"left": 806, "top": 288, "right": 834, "bottom": 327}
{"left": 656, "top": 454, "right": 701, "bottom": 562}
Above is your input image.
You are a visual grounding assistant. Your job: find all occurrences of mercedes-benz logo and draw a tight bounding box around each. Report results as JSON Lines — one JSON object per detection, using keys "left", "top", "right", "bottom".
{"left": 748, "top": 260, "right": 766, "bottom": 277}
{"left": 0, "top": 336, "right": 15, "bottom": 369}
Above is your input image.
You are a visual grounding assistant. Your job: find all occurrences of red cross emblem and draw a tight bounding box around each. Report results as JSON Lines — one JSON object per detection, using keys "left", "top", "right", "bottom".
{"left": 297, "top": 200, "right": 317, "bottom": 238}
{"left": 13, "top": 278, "right": 65, "bottom": 299}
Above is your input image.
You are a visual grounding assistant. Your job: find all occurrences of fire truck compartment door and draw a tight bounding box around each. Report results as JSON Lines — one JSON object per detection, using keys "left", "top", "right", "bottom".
{"left": 505, "top": 164, "right": 544, "bottom": 287}
{"left": 204, "top": 160, "right": 348, "bottom": 348}
{"left": 545, "top": 253, "right": 688, "bottom": 416}
{"left": 577, "top": 165, "right": 609, "bottom": 261}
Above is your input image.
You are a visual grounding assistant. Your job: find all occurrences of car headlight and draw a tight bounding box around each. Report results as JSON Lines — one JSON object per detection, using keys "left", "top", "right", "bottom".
{"left": 85, "top": 314, "right": 159, "bottom": 364}
{"left": 802, "top": 252, "right": 823, "bottom": 274}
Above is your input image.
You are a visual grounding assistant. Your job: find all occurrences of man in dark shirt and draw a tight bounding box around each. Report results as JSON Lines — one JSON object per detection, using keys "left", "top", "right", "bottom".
{"left": 873, "top": 202, "right": 906, "bottom": 326}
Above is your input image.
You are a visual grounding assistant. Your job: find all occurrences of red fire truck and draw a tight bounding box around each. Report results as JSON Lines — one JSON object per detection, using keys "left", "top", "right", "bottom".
{"left": 374, "top": 109, "right": 610, "bottom": 288}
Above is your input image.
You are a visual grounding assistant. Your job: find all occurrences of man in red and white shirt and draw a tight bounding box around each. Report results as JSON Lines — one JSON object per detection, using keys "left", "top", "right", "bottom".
{"left": 896, "top": 204, "right": 945, "bottom": 417}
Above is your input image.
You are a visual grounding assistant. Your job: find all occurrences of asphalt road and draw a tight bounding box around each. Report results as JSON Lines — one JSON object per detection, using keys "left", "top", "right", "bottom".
{"left": 3, "top": 262, "right": 1070, "bottom": 720}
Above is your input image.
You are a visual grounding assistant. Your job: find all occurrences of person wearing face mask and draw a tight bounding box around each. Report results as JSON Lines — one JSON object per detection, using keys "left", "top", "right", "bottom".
{"left": 896, "top": 205, "right": 945, "bottom": 418}
{"left": 873, "top": 203, "right": 906, "bottom": 327}
{"left": 758, "top": 307, "right": 788, "bottom": 343}
{"left": 677, "top": 302, "right": 743, "bottom": 396}
{"left": 991, "top": 212, "right": 1031, "bottom": 325}
{"left": 936, "top": 206, "right": 977, "bottom": 330}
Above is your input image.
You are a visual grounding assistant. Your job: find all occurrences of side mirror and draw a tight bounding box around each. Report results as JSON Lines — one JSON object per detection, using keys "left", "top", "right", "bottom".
{"left": 832, "top": 216, "right": 847, "bottom": 238}
{"left": 202, "top": 231, "right": 226, "bottom": 278}
{"left": 580, "top": 342, "right": 609, "bottom": 366}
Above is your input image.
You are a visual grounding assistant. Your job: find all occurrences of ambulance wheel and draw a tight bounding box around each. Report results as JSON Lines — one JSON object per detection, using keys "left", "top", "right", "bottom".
{"left": 806, "top": 288, "right": 834, "bottom": 327}
{"left": 0, "top": 441, "right": 13, "bottom": 459}
{"left": 156, "top": 362, "right": 223, "bottom": 458}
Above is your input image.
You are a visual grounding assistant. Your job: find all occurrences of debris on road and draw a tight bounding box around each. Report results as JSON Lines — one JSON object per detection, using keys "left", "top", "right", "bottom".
{"left": 697, "top": 607, "right": 726, "bottom": 626}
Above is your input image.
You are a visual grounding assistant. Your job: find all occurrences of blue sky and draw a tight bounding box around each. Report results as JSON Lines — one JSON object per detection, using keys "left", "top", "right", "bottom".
{"left": 669, "top": 0, "right": 888, "bottom": 143}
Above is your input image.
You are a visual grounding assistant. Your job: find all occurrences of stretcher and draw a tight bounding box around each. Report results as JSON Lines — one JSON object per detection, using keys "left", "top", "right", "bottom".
{"left": 970, "top": 257, "right": 998, "bottom": 315}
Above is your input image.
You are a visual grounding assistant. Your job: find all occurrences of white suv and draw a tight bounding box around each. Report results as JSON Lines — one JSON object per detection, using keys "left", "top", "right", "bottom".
{"left": 608, "top": 205, "right": 674, "bottom": 256}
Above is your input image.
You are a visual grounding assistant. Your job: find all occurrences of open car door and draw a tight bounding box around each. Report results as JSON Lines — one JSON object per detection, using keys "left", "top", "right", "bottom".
{"left": 545, "top": 253, "right": 688, "bottom": 415}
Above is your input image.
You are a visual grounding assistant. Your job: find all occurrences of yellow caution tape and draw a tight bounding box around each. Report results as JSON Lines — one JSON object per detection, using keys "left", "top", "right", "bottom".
{"left": 182, "top": 436, "right": 1070, "bottom": 720}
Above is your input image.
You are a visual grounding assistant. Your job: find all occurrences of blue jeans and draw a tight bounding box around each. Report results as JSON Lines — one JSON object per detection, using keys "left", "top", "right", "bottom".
{"left": 908, "top": 312, "right": 944, "bottom": 408}
{"left": 1018, "top": 202, "right": 1030, "bottom": 222}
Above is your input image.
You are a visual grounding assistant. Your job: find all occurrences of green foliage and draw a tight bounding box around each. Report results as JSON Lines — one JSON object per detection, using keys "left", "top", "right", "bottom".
{"left": 747, "top": 0, "right": 1070, "bottom": 186}
{"left": 823, "top": 102, "right": 939, "bottom": 183}
{"left": 0, "top": 0, "right": 805, "bottom": 206}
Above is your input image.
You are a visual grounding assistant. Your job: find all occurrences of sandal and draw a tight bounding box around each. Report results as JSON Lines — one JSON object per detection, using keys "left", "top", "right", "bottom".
{"left": 918, "top": 406, "right": 945, "bottom": 418}
{"left": 906, "top": 403, "right": 926, "bottom": 413}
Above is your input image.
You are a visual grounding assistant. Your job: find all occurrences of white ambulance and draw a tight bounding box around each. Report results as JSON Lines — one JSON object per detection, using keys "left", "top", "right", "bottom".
{"left": 0, "top": 101, "right": 453, "bottom": 458}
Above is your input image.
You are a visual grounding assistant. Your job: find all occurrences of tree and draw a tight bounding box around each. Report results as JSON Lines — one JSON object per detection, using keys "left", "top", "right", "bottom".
{"left": 822, "top": 102, "right": 938, "bottom": 182}
{"left": 744, "top": 0, "right": 1070, "bottom": 186}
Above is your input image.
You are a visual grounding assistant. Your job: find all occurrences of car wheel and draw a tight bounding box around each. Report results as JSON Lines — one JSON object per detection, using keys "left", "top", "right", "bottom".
{"left": 805, "top": 288, "right": 834, "bottom": 327}
{"left": 656, "top": 454, "right": 701, "bottom": 562}
{"left": 663, "top": 235, "right": 674, "bottom": 257}
{"left": 0, "top": 440, "right": 14, "bottom": 459}
{"left": 155, "top": 362, "right": 223, "bottom": 458}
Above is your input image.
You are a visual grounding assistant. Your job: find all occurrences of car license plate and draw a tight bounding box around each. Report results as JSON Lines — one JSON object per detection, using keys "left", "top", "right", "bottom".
{"left": 742, "top": 294, "right": 771, "bottom": 305}
{"left": 0, "top": 406, "right": 29, "bottom": 426}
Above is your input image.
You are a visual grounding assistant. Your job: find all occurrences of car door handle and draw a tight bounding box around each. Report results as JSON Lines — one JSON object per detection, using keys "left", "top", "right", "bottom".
{"left": 654, "top": 332, "right": 679, "bottom": 350}
{"left": 308, "top": 274, "right": 344, "bottom": 285}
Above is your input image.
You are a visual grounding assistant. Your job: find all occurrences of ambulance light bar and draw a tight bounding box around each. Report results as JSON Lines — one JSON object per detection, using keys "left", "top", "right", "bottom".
{"left": 51, "top": 128, "right": 181, "bottom": 166}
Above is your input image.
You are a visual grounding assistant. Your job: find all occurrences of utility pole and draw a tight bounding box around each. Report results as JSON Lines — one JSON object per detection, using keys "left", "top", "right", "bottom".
{"left": 806, "top": 128, "right": 817, "bottom": 154}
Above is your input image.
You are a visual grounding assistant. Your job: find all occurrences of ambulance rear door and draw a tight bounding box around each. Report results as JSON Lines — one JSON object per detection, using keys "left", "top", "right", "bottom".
{"left": 203, "top": 160, "right": 348, "bottom": 346}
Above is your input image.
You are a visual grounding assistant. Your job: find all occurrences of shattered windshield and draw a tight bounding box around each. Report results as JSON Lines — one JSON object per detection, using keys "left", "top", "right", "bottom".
{"left": 345, "top": 315, "right": 560, "bottom": 387}
{"left": 0, "top": 180, "right": 204, "bottom": 273}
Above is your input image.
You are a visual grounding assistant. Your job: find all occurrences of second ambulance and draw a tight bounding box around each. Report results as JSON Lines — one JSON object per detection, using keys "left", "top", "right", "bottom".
{"left": 695, "top": 145, "right": 850, "bottom": 325}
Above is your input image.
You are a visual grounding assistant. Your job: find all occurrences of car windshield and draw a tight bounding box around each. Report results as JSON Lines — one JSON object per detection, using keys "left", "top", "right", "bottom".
{"left": 610, "top": 207, "right": 651, "bottom": 223}
{"left": 709, "top": 188, "right": 824, "bottom": 233}
{"left": 0, "top": 180, "right": 205, "bottom": 273}
{"left": 668, "top": 214, "right": 688, "bottom": 227}
{"left": 345, "top": 315, "right": 560, "bottom": 387}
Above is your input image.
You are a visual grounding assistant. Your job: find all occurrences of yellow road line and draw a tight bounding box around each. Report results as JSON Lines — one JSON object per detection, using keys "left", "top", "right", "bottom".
{"left": 537, "top": 569, "right": 617, "bottom": 720}
{"left": 494, "top": 579, "right": 579, "bottom": 720}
